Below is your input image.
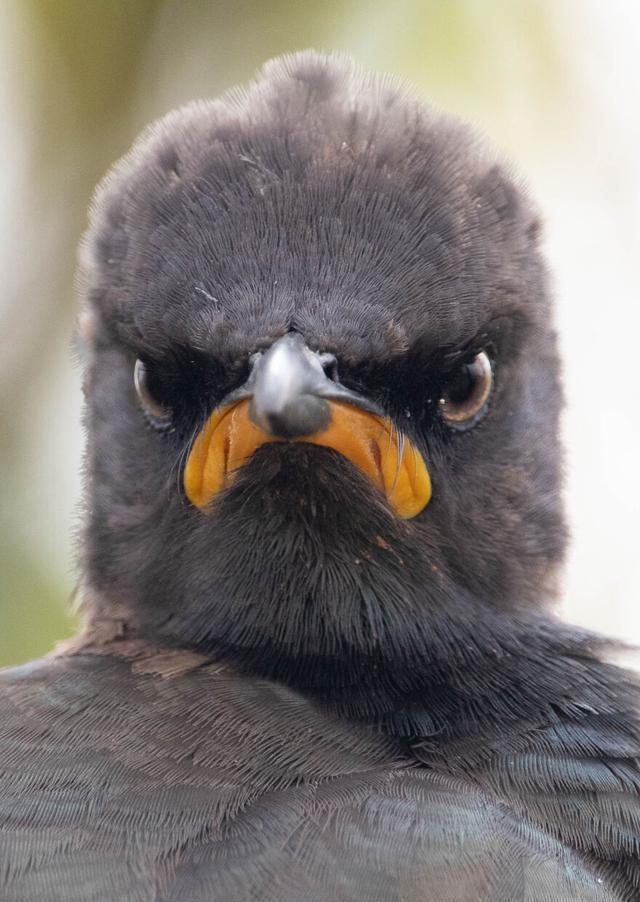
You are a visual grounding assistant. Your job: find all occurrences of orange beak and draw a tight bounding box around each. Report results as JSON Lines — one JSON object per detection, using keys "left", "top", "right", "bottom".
{"left": 184, "top": 398, "right": 431, "bottom": 519}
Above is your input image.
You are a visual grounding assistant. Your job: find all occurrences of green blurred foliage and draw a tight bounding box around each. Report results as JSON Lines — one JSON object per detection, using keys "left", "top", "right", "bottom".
{"left": 0, "top": 543, "right": 74, "bottom": 667}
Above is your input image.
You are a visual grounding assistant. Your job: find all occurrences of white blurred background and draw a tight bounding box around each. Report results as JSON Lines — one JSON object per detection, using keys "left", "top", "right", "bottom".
{"left": 1, "top": 0, "right": 638, "bottom": 665}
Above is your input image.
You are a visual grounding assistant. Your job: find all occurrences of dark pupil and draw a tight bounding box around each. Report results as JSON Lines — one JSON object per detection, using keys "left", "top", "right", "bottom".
{"left": 145, "top": 367, "right": 165, "bottom": 404}
{"left": 445, "top": 363, "right": 475, "bottom": 404}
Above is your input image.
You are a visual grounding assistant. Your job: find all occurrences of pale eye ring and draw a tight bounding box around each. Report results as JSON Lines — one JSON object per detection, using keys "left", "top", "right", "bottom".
{"left": 439, "top": 350, "right": 493, "bottom": 430}
{"left": 133, "top": 358, "right": 172, "bottom": 425}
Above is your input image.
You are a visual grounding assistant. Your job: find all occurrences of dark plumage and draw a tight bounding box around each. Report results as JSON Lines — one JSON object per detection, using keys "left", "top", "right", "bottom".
{"left": 1, "top": 51, "right": 639, "bottom": 901}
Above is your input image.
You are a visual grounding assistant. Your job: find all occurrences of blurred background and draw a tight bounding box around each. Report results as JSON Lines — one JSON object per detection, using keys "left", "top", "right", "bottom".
{"left": 1, "top": 0, "right": 638, "bottom": 666}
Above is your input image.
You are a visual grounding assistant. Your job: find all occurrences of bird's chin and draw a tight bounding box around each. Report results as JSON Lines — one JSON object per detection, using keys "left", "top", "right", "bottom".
{"left": 215, "top": 442, "right": 400, "bottom": 529}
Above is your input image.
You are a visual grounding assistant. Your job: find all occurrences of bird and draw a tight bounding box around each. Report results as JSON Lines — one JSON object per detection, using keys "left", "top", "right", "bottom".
{"left": 1, "top": 50, "right": 639, "bottom": 902}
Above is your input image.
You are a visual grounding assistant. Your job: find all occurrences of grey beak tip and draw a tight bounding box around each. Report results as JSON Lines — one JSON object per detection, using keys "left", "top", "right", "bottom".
{"left": 251, "top": 397, "right": 331, "bottom": 439}
{"left": 248, "top": 334, "right": 333, "bottom": 438}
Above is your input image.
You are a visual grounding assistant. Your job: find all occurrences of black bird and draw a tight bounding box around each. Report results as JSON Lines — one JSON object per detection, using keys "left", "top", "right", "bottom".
{"left": 1, "top": 51, "right": 639, "bottom": 901}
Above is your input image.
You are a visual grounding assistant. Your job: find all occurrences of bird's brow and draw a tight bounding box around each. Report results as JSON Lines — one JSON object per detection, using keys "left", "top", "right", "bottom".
{"left": 410, "top": 314, "right": 524, "bottom": 369}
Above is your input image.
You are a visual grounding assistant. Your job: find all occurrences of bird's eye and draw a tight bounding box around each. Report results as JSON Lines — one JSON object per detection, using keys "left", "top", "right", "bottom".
{"left": 134, "top": 359, "right": 172, "bottom": 427}
{"left": 439, "top": 351, "right": 493, "bottom": 430}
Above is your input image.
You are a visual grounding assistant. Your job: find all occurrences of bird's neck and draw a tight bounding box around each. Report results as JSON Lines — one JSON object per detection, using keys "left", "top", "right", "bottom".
{"left": 77, "top": 588, "right": 630, "bottom": 746}
{"left": 266, "top": 614, "right": 629, "bottom": 740}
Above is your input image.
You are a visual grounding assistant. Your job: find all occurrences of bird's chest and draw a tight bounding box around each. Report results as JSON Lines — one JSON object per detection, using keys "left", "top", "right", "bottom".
{"left": 0, "top": 653, "right": 627, "bottom": 902}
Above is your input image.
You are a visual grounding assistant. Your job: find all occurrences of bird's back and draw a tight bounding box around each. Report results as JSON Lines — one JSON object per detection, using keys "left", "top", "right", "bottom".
{"left": 0, "top": 645, "right": 622, "bottom": 902}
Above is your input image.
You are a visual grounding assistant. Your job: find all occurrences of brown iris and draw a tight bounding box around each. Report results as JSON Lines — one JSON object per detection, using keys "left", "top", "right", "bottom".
{"left": 439, "top": 351, "right": 493, "bottom": 429}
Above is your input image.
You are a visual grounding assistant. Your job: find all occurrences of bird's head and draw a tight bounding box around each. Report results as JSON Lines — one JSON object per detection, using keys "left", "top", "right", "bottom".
{"left": 78, "top": 52, "right": 566, "bottom": 689}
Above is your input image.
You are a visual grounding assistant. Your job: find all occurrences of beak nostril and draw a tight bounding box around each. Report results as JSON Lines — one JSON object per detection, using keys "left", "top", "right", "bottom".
{"left": 318, "top": 353, "right": 339, "bottom": 383}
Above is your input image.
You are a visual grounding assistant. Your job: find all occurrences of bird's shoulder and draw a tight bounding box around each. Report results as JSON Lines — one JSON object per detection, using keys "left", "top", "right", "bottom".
{"left": 406, "top": 678, "right": 640, "bottom": 901}
{"left": 0, "top": 645, "right": 625, "bottom": 901}
{"left": 0, "top": 641, "right": 397, "bottom": 798}
{"left": 483, "top": 715, "right": 640, "bottom": 899}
